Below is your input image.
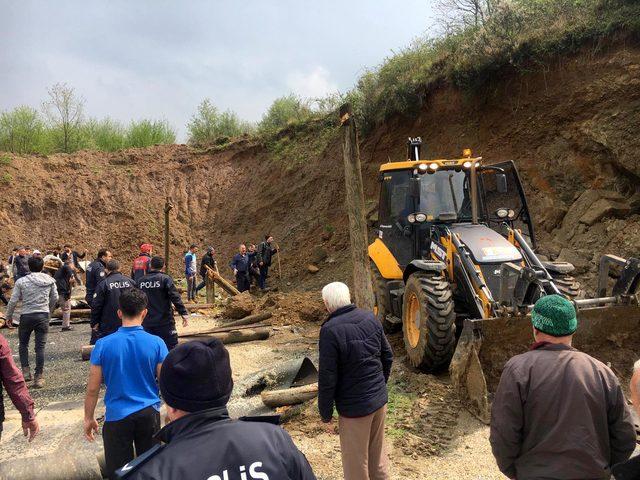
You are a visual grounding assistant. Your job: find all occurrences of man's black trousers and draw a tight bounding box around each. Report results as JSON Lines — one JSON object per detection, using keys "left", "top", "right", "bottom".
{"left": 102, "top": 405, "right": 160, "bottom": 479}
{"left": 144, "top": 323, "right": 179, "bottom": 350}
{"left": 235, "top": 272, "right": 250, "bottom": 292}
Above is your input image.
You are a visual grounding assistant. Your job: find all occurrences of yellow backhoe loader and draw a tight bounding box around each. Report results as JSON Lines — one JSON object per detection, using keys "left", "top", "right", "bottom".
{"left": 368, "top": 138, "right": 640, "bottom": 422}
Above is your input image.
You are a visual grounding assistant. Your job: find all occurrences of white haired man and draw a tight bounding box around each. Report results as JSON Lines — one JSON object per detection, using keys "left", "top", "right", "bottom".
{"left": 612, "top": 361, "right": 640, "bottom": 479}
{"left": 318, "top": 282, "right": 393, "bottom": 480}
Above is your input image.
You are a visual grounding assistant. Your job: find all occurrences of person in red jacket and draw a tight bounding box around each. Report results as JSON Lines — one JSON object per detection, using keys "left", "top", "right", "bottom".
{"left": 0, "top": 333, "right": 39, "bottom": 442}
{"left": 131, "top": 244, "right": 153, "bottom": 282}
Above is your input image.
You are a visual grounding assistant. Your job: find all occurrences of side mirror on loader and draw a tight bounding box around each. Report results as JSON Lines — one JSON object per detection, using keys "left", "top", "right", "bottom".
{"left": 496, "top": 173, "right": 508, "bottom": 194}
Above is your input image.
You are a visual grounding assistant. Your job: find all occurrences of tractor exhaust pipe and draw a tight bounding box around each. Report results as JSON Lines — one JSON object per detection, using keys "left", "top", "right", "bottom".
{"left": 470, "top": 162, "right": 478, "bottom": 224}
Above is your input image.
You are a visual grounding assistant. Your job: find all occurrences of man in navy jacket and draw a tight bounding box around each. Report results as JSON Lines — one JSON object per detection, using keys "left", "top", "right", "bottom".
{"left": 318, "top": 281, "right": 393, "bottom": 480}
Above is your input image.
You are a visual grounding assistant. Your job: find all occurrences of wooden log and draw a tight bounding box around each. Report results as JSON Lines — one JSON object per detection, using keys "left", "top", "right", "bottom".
{"left": 179, "top": 327, "right": 270, "bottom": 345}
{"left": 223, "top": 312, "right": 272, "bottom": 328}
{"left": 183, "top": 303, "right": 216, "bottom": 310}
{"left": 182, "top": 323, "right": 271, "bottom": 337}
{"left": 261, "top": 382, "right": 319, "bottom": 408}
{"left": 205, "top": 271, "right": 215, "bottom": 304}
{"left": 206, "top": 265, "right": 240, "bottom": 296}
{"left": 81, "top": 345, "right": 94, "bottom": 361}
{"left": 339, "top": 103, "right": 375, "bottom": 310}
{"left": 51, "top": 308, "right": 91, "bottom": 319}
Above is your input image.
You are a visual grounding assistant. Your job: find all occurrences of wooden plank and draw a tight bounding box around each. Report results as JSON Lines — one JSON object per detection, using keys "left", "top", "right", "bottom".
{"left": 261, "top": 382, "right": 319, "bottom": 408}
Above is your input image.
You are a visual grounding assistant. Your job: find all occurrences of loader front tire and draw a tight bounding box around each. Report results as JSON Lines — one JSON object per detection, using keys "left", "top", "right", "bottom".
{"left": 402, "top": 273, "right": 456, "bottom": 372}
{"left": 371, "top": 265, "right": 399, "bottom": 333}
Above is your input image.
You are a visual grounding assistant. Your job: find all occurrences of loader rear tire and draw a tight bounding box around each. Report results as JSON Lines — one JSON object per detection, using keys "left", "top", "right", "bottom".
{"left": 402, "top": 273, "right": 456, "bottom": 372}
{"left": 552, "top": 274, "right": 583, "bottom": 300}
{"left": 371, "top": 265, "right": 399, "bottom": 333}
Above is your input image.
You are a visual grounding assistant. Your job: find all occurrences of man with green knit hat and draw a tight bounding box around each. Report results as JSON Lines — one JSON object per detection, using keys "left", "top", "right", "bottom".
{"left": 490, "top": 294, "right": 635, "bottom": 480}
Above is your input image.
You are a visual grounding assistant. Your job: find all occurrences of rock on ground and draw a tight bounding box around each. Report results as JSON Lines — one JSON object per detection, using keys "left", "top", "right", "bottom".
{"left": 224, "top": 291, "right": 256, "bottom": 319}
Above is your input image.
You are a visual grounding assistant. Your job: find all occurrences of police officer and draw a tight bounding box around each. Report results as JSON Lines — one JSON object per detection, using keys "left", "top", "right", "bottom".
{"left": 116, "top": 339, "right": 316, "bottom": 480}
{"left": 131, "top": 244, "right": 153, "bottom": 282}
{"left": 137, "top": 256, "right": 189, "bottom": 350}
{"left": 86, "top": 249, "right": 112, "bottom": 306}
{"left": 90, "top": 259, "right": 134, "bottom": 344}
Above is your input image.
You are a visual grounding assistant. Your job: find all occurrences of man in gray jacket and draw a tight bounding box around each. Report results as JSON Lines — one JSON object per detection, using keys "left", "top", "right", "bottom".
{"left": 6, "top": 256, "right": 58, "bottom": 388}
{"left": 490, "top": 294, "right": 636, "bottom": 480}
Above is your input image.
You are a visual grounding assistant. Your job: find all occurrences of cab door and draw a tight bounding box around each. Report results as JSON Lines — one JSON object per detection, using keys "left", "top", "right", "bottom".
{"left": 377, "top": 170, "right": 416, "bottom": 269}
{"left": 480, "top": 160, "right": 537, "bottom": 248}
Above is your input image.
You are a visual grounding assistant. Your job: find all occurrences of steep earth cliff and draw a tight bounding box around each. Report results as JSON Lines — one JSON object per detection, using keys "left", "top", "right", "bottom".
{"left": 1, "top": 36, "right": 638, "bottom": 292}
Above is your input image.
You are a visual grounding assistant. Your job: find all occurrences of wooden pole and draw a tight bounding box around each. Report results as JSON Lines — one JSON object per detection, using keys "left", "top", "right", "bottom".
{"left": 275, "top": 243, "right": 282, "bottom": 280}
{"left": 339, "top": 103, "right": 375, "bottom": 311}
{"left": 164, "top": 197, "right": 173, "bottom": 276}
{"left": 261, "top": 382, "right": 319, "bottom": 408}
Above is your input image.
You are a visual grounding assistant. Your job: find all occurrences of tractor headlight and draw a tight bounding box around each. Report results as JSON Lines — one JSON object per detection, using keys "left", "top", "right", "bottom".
{"left": 508, "top": 209, "right": 515, "bottom": 219}
{"left": 496, "top": 208, "right": 509, "bottom": 218}
{"left": 407, "top": 214, "right": 416, "bottom": 223}
{"left": 475, "top": 162, "right": 480, "bottom": 168}
{"left": 463, "top": 161, "right": 472, "bottom": 169}
{"left": 428, "top": 163, "right": 438, "bottom": 171}
{"left": 415, "top": 213, "right": 427, "bottom": 223}
{"left": 417, "top": 163, "right": 428, "bottom": 174}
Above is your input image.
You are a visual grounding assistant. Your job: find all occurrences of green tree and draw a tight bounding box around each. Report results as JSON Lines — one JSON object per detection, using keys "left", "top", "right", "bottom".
{"left": 125, "top": 119, "right": 176, "bottom": 148}
{"left": 42, "top": 83, "right": 85, "bottom": 153}
{"left": 258, "top": 94, "right": 311, "bottom": 134}
{"left": 187, "top": 99, "right": 253, "bottom": 146}
{"left": 0, "top": 106, "right": 46, "bottom": 154}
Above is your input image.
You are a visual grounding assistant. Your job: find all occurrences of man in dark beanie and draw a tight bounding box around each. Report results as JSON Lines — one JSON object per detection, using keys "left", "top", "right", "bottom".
{"left": 116, "top": 339, "right": 316, "bottom": 480}
{"left": 490, "top": 294, "right": 636, "bottom": 480}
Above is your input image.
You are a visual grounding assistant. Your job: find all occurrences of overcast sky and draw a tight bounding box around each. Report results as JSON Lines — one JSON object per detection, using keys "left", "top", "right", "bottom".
{"left": 0, "top": 1, "right": 435, "bottom": 140}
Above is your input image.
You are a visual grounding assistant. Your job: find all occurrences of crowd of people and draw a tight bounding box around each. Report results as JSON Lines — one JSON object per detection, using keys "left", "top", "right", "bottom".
{"left": 0, "top": 240, "right": 638, "bottom": 480}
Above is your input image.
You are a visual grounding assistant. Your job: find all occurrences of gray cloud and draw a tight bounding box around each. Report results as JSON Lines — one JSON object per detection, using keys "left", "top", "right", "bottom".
{"left": 0, "top": 0, "right": 435, "bottom": 140}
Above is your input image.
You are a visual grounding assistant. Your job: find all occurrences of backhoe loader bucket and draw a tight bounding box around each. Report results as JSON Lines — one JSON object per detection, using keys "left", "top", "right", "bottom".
{"left": 450, "top": 303, "right": 640, "bottom": 424}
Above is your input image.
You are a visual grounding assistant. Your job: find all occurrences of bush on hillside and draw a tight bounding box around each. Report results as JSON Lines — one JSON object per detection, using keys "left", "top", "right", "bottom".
{"left": 187, "top": 99, "right": 254, "bottom": 146}
{"left": 125, "top": 119, "right": 176, "bottom": 148}
{"left": 258, "top": 94, "right": 312, "bottom": 134}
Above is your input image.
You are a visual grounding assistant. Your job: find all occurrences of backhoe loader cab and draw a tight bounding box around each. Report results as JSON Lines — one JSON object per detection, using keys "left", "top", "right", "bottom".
{"left": 369, "top": 137, "right": 640, "bottom": 423}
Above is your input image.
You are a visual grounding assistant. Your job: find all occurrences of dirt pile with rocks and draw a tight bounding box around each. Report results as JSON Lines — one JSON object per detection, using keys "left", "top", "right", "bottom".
{"left": 0, "top": 37, "right": 638, "bottom": 294}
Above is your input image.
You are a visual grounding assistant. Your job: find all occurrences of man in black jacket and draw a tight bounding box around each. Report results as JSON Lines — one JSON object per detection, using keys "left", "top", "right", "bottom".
{"left": 61, "top": 244, "right": 87, "bottom": 285}
{"left": 13, "top": 246, "right": 30, "bottom": 281}
{"left": 54, "top": 258, "right": 75, "bottom": 332}
{"left": 318, "top": 281, "right": 393, "bottom": 480}
{"left": 90, "top": 259, "right": 134, "bottom": 344}
{"left": 116, "top": 339, "right": 316, "bottom": 480}
{"left": 86, "top": 249, "right": 112, "bottom": 307}
{"left": 256, "top": 235, "right": 278, "bottom": 290}
{"left": 195, "top": 246, "right": 217, "bottom": 296}
{"left": 138, "top": 256, "right": 189, "bottom": 350}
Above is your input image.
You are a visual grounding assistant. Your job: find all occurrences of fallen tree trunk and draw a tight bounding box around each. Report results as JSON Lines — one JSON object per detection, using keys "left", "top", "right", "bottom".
{"left": 81, "top": 328, "right": 271, "bottom": 360}
{"left": 206, "top": 265, "right": 239, "bottom": 296}
{"left": 181, "top": 323, "right": 270, "bottom": 336}
{"left": 261, "top": 382, "right": 319, "bottom": 408}
{"left": 179, "top": 327, "right": 270, "bottom": 345}
{"left": 223, "top": 312, "right": 272, "bottom": 328}
{"left": 51, "top": 308, "right": 91, "bottom": 319}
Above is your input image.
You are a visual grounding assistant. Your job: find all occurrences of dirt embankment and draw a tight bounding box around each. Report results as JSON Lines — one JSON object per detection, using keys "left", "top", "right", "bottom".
{"left": 1, "top": 36, "right": 638, "bottom": 291}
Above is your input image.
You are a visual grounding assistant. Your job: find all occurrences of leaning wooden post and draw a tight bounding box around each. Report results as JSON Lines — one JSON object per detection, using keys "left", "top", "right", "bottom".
{"left": 205, "top": 272, "right": 215, "bottom": 304}
{"left": 339, "top": 104, "right": 375, "bottom": 310}
{"left": 164, "top": 197, "right": 173, "bottom": 276}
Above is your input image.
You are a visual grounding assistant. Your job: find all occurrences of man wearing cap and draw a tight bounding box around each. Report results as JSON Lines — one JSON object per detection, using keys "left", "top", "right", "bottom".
{"left": 115, "top": 339, "right": 316, "bottom": 480}
{"left": 86, "top": 249, "right": 112, "bottom": 307}
{"left": 131, "top": 244, "right": 153, "bottom": 282}
{"left": 90, "top": 259, "right": 135, "bottom": 344}
{"left": 138, "top": 256, "right": 189, "bottom": 350}
{"left": 490, "top": 294, "right": 636, "bottom": 480}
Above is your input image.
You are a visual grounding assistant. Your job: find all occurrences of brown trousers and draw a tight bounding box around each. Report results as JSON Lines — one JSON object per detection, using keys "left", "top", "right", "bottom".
{"left": 338, "top": 405, "right": 390, "bottom": 480}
